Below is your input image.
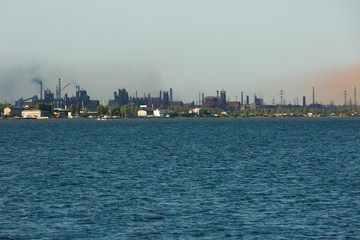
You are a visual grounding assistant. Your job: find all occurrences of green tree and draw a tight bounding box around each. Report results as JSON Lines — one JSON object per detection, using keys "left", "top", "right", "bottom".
{"left": 120, "top": 106, "right": 130, "bottom": 117}
{"left": 96, "top": 105, "right": 102, "bottom": 115}
{"left": 83, "top": 107, "right": 89, "bottom": 118}
{"left": 120, "top": 106, "right": 124, "bottom": 117}
{"left": 76, "top": 102, "right": 80, "bottom": 114}
{"left": 35, "top": 103, "right": 53, "bottom": 114}
{"left": 68, "top": 104, "right": 75, "bottom": 114}
{"left": 276, "top": 107, "right": 284, "bottom": 114}
{"left": 108, "top": 105, "right": 116, "bottom": 116}
{"left": 96, "top": 105, "right": 107, "bottom": 116}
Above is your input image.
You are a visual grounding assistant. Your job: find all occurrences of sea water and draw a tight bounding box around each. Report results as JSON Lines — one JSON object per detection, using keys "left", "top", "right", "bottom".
{"left": 1, "top": 118, "right": 360, "bottom": 239}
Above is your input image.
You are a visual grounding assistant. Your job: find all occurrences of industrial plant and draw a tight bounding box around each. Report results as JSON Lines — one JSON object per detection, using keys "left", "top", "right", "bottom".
{"left": 1, "top": 77, "right": 359, "bottom": 119}
{"left": 14, "top": 78, "right": 99, "bottom": 111}
{"left": 108, "top": 87, "right": 183, "bottom": 110}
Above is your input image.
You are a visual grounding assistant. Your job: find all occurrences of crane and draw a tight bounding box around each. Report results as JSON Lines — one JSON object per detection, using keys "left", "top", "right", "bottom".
{"left": 61, "top": 83, "right": 71, "bottom": 92}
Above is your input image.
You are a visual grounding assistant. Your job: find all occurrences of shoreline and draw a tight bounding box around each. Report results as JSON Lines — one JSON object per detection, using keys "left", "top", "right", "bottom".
{"left": 1, "top": 115, "right": 359, "bottom": 120}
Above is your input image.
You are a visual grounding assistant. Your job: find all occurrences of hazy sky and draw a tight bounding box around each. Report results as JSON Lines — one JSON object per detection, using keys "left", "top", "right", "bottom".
{"left": 1, "top": 0, "right": 360, "bottom": 104}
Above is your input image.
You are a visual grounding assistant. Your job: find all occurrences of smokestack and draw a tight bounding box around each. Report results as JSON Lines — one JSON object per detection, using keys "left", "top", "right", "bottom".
{"left": 202, "top": 93, "right": 204, "bottom": 108}
{"left": 217, "top": 90, "right": 219, "bottom": 98}
{"left": 59, "top": 78, "right": 61, "bottom": 99}
{"left": 58, "top": 78, "right": 62, "bottom": 108}
{"left": 312, "top": 86, "right": 315, "bottom": 104}
{"left": 241, "top": 91, "right": 243, "bottom": 105}
{"left": 354, "top": 86, "right": 357, "bottom": 108}
{"left": 31, "top": 77, "right": 43, "bottom": 101}
{"left": 170, "top": 88, "right": 173, "bottom": 102}
{"left": 344, "top": 90, "right": 347, "bottom": 107}
{"left": 55, "top": 85, "right": 59, "bottom": 108}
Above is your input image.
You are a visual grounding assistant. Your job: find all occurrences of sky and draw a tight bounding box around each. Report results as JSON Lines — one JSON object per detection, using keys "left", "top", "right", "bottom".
{"left": 1, "top": 0, "right": 360, "bottom": 105}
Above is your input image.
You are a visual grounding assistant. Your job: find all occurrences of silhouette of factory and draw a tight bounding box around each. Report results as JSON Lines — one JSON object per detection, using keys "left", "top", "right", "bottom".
{"left": 203, "top": 90, "right": 264, "bottom": 111}
{"left": 15, "top": 78, "right": 99, "bottom": 111}
{"left": 108, "top": 88, "right": 183, "bottom": 109}
{"left": 12, "top": 77, "right": 358, "bottom": 113}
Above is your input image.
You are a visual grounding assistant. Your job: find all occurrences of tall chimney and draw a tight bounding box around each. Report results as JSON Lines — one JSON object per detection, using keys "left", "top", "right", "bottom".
{"left": 59, "top": 78, "right": 62, "bottom": 108}
{"left": 202, "top": 93, "right": 204, "bottom": 108}
{"left": 59, "top": 78, "right": 61, "bottom": 99}
{"left": 354, "top": 86, "right": 357, "bottom": 108}
{"left": 40, "top": 82, "right": 43, "bottom": 100}
{"left": 312, "top": 86, "right": 315, "bottom": 105}
{"left": 170, "top": 88, "right": 173, "bottom": 102}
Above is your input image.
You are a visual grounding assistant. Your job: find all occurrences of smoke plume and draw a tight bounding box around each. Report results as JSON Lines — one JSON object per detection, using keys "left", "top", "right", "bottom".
{"left": 31, "top": 77, "right": 43, "bottom": 85}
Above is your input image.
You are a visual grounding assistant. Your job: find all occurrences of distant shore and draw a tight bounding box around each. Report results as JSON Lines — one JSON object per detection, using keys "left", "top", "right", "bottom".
{"left": 1, "top": 115, "right": 359, "bottom": 120}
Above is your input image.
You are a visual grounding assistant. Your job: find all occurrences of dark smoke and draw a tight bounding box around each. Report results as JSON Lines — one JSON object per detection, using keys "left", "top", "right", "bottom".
{"left": 32, "top": 77, "right": 43, "bottom": 85}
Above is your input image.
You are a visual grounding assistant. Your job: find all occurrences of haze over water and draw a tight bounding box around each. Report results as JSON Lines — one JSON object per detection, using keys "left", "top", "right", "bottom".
{"left": 1, "top": 118, "right": 359, "bottom": 239}
{"left": 1, "top": 1, "right": 360, "bottom": 104}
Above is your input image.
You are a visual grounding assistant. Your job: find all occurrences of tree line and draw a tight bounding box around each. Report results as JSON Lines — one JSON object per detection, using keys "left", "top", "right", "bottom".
{"left": 2, "top": 102, "right": 360, "bottom": 118}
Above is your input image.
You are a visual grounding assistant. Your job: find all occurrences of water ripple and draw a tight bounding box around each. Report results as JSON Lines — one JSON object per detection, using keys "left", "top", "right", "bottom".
{"left": 0, "top": 118, "right": 359, "bottom": 239}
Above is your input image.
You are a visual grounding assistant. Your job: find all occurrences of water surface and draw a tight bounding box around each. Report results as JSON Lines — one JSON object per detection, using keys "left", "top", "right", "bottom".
{"left": 1, "top": 118, "right": 359, "bottom": 239}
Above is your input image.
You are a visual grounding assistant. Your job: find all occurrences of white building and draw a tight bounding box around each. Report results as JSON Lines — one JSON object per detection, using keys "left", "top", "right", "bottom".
{"left": 153, "top": 109, "right": 174, "bottom": 117}
{"left": 22, "top": 110, "right": 49, "bottom": 118}
{"left": 137, "top": 110, "right": 148, "bottom": 117}
{"left": 189, "top": 108, "right": 203, "bottom": 115}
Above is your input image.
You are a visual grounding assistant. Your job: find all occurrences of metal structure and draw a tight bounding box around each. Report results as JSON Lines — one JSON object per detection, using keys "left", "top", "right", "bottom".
{"left": 354, "top": 87, "right": 357, "bottom": 108}
{"left": 312, "top": 87, "right": 315, "bottom": 105}
{"left": 344, "top": 90, "right": 347, "bottom": 107}
{"left": 40, "top": 82, "right": 43, "bottom": 100}
{"left": 58, "top": 78, "right": 61, "bottom": 108}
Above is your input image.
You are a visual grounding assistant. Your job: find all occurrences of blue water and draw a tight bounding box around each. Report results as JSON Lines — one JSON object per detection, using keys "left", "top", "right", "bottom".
{"left": 1, "top": 118, "right": 360, "bottom": 239}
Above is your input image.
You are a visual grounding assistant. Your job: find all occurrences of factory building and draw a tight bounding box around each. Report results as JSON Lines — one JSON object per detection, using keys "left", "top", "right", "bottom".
{"left": 68, "top": 86, "right": 99, "bottom": 111}
{"left": 108, "top": 87, "right": 181, "bottom": 110}
{"left": 15, "top": 96, "right": 39, "bottom": 108}
{"left": 169, "top": 101, "right": 183, "bottom": 109}
{"left": 15, "top": 78, "right": 99, "bottom": 112}
{"left": 109, "top": 88, "right": 129, "bottom": 108}
{"left": 205, "top": 90, "right": 227, "bottom": 109}
{"left": 3, "top": 107, "right": 24, "bottom": 117}
{"left": 202, "top": 90, "right": 265, "bottom": 110}
{"left": 43, "top": 89, "right": 55, "bottom": 105}
{"left": 226, "top": 102, "right": 240, "bottom": 111}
